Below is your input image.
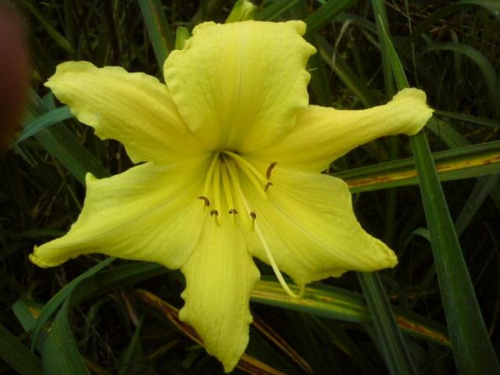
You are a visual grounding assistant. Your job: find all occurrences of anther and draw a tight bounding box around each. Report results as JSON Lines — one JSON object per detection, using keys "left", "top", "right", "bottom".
{"left": 266, "top": 162, "right": 277, "bottom": 180}
{"left": 229, "top": 209, "right": 238, "bottom": 214}
{"left": 250, "top": 211, "right": 257, "bottom": 220}
{"left": 264, "top": 182, "right": 273, "bottom": 192}
{"left": 210, "top": 209, "right": 219, "bottom": 217}
{"left": 197, "top": 196, "right": 210, "bottom": 206}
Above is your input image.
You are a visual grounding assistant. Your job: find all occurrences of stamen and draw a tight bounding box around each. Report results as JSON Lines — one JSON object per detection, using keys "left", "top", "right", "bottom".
{"left": 226, "top": 160, "right": 254, "bottom": 227}
{"left": 223, "top": 151, "right": 267, "bottom": 184}
{"left": 229, "top": 209, "right": 238, "bottom": 214}
{"left": 221, "top": 163, "right": 236, "bottom": 223}
{"left": 225, "top": 153, "right": 267, "bottom": 201}
{"left": 212, "top": 157, "right": 222, "bottom": 222}
{"left": 223, "top": 151, "right": 269, "bottom": 198}
{"left": 203, "top": 152, "right": 220, "bottom": 197}
{"left": 266, "top": 162, "right": 277, "bottom": 180}
{"left": 197, "top": 196, "right": 210, "bottom": 206}
{"left": 264, "top": 182, "right": 273, "bottom": 192}
{"left": 254, "top": 224, "right": 305, "bottom": 299}
{"left": 249, "top": 211, "right": 256, "bottom": 230}
{"left": 210, "top": 209, "right": 219, "bottom": 217}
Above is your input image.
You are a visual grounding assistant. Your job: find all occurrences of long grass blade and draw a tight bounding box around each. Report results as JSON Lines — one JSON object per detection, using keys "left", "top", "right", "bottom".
{"left": 17, "top": 106, "right": 72, "bottom": 143}
{"left": 45, "top": 262, "right": 451, "bottom": 349}
{"left": 346, "top": 3, "right": 418, "bottom": 373}
{"left": 255, "top": 0, "right": 300, "bottom": 21}
{"left": 336, "top": 141, "right": 500, "bottom": 193}
{"left": 30, "top": 257, "right": 114, "bottom": 351}
{"left": 304, "top": 0, "right": 357, "bottom": 35}
{"left": 435, "top": 110, "right": 500, "bottom": 128}
{"left": 0, "top": 323, "right": 43, "bottom": 375}
{"left": 378, "top": 9, "right": 500, "bottom": 373}
{"left": 252, "top": 278, "right": 450, "bottom": 348}
{"left": 454, "top": 174, "right": 500, "bottom": 235}
{"left": 43, "top": 300, "right": 90, "bottom": 375}
{"left": 421, "top": 43, "right": 500, "bottom": 118}
{"left": 357, "top": 273, "right": 417, "bottom": 374}
{"left": 138, "top": 0, "right": 174, "bottom": 77}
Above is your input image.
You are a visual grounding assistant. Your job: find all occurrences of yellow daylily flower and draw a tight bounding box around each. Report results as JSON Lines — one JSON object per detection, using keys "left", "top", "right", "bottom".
{"left": 30, "top": 21, "right": 433, "bottom": 372}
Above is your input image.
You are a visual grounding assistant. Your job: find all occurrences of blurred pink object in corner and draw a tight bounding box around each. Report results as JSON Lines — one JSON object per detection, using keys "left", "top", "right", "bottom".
{"left": 0, "top": 2, "right": 29, "bottom": 152}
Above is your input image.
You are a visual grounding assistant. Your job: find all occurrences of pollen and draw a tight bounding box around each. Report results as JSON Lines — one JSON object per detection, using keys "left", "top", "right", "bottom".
{"left": 266, "top": 162, "right": 277, "bottom": 180}
{"left": 197, "top": 196, "right": 210, "bottom": 206}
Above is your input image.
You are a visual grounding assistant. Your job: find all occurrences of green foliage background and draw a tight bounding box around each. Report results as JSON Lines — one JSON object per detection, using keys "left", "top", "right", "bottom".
{"left": 1, "top": 0, "right": 499, "bottom": 374}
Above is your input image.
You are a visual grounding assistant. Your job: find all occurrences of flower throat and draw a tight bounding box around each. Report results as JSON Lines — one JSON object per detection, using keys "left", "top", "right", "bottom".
{"left": 197, "top": 151, "right": 304, "bottom": 299}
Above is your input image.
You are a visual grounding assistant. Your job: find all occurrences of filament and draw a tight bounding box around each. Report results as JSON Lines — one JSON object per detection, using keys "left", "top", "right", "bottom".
{"left": 203, "top": 152, "right": 220, "bottom": 198}
{"left": 224, "top": 151, "right": 267, "bottom": 200}
{"left": 221, "top": 162, "right": 236, "bottom": 223}
{"left": 212, "top": 157, "right": 222, "bottom": 224}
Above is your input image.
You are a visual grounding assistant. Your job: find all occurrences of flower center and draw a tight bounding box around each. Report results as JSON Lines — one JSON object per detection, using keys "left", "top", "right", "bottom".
{"left": 197, "top": 151, "right": 304, "bottom": 299}
{"left": 198, "top": 150, "right": 271, "bottom": 226}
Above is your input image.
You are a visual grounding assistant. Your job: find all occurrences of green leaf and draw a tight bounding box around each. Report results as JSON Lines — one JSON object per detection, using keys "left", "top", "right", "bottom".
{"left": 138, "top": 0, "right": 175, "bottom": 78}
{"left": 18, "top": 0, "right": 74, "bottom": 54}
{"left": 34, "top": 124, "right": 108, "bottom": 183}
{"left": 464, "top": 0, "right": 500, "bottom": 19}
{"left": 353, "top": 4, "right": 417, "bottom": 374}
{"left": 304, "top": 0, "right": 357, "bottom": 35}
{"left": 70, "top": 262, "right": 167, "bottom": 306}
{"left": 426, "top": 118, "right": 470, "bottom": 149}
{"left": 306, "top": 34, "right": 333, "bottom": 106}
{"left": 335, "top": 141, "right": 500, "bottom": 193}
{"left": 420, "top": 43, "right": 500, "bottom": 117}
{"left": 0, "top": 323, "right": 43, "bottom": 375}
{"left": 357, "top": 274, "right": 417, "bottom": 374}
{"left": 316, "top": 36, "right": 378, "bottom": 107}
{"left": 435, "top": 110, "right": 500, "bottom": 128}
{"left": 454, "top": 174, "right": 500, "bottom": 235}
{"left": 27, "top": 92, "right": 108, "bottom": 183}
{"left": 118, "top": 319, "right": 148, "bottom": 375}
{"left": 409, "top": 134, "right": 500, "bottom": 373}
{"left": 42, "top": 300, "right": 90, "bottom": 375}
{"left": 251, "top": 278, "right": 450, "bottom": 348}
{"left": 30, "top": 258, "right": 115, "bottom": 351}
{"left": 401, "top": 3, "right": 475, "bottom": 50}
{"left": 255, "top": 0, "right": 300, "bottom": 21}
{"left": 17, "top": 106, "right": 73, "bottom": 143}
{"left": 377, "top": 10, "right": 500, "bottom": 373}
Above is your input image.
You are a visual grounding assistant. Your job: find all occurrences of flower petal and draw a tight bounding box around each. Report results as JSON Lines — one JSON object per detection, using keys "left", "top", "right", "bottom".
{"left": 45, "top": 61, "right": 205, "bottom": 165}
{"left": 30, "top": 161, "right": 208, "bottom": 269}
{"left": 244, "top": 167, "right": 397, "bottom": 285}
{"left": 165, "top": 21, "right": 316, "bottom": 152}
{"left": 252, "top": 88, "right": 433, "bottom": 172}
{"left": 180, "top": 218, "right": 260, "bottom": 372}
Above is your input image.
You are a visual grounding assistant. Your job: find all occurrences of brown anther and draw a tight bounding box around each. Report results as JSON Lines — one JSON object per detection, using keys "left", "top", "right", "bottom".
{"left": 250, "top": 211, "right": 257, "bottom": 220}
{"left": 229, "top": 209, "right": 238, "bottom": 214}
{"left": 266, "top": 162, "right": 277, "bottom": 180}
{"left": 197, "top": 196, "right": 210, "bottom": 206}
{"left": 210, "top": 209, "right": 218, "bottom": 217}
{"left": 264, "top": 182, "right": 273, "bottom": 192}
